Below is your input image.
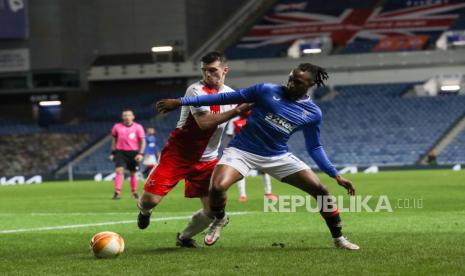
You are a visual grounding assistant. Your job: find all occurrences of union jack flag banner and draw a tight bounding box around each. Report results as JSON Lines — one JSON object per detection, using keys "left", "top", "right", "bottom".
{"left": 236, "top": 0, "right": 465, "bottom": 49}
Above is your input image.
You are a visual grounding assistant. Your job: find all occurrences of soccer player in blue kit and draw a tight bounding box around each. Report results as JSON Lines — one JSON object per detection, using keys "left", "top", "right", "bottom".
{"left": 156, "top": 63, "right": 360, "bottom": 250}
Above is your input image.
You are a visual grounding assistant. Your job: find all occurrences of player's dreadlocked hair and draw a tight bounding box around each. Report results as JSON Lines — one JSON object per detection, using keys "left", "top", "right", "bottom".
{"left": 298, "top": 63, "right": 329, "bottom": 87}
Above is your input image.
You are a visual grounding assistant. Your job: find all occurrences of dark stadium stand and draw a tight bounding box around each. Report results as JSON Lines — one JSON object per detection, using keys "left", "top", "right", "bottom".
{"left": 438, "top": 128, "right": 465, "bottom": 164}
{"left": 2, "top": 83, "right": 463, "bottom": 176}
{"left": 62, "top": 83, "right": 465, "bottom": 174}
{"left": 0, "top": 118, "right": 45, "bottom": 135}
{"left": 81, "top": 91, "right": 177, "bottom": 121}
{"left": 343, "top": 40, "right": 380, "bottom": 54}
{"left": 72, "top": 110, "right": 181, "bottom": 174}
{"left": 0, "top": 90, "right": 183, "bottom": 176}
{"left": 289, "top": 83, "right": 465, "bottom": 167}
{"left": 0, "top": 133, "right": 98, "bottom": 176}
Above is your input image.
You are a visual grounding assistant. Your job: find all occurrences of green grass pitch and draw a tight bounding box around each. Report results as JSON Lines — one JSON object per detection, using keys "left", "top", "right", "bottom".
{"left": 1, "top": 170, "right": 464, "bottom": 275}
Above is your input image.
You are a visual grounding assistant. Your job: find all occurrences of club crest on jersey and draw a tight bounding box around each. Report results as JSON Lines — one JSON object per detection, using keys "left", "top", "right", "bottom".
{"left": 264, "top": 113, "right": 297, "bottom": 134}
{"left": 129, "top": 132, "right": 136, "bottom": 139}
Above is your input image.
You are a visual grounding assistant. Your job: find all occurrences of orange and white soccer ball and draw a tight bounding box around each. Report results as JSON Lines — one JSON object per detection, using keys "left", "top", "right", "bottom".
{"left": 90, "top": 231, "right": 125, "bottom": 258}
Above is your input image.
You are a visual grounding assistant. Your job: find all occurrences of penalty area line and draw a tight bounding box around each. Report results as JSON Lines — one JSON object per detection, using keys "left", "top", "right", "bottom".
{"left": 0, "top": 211, "right": 254, "bottom": 234}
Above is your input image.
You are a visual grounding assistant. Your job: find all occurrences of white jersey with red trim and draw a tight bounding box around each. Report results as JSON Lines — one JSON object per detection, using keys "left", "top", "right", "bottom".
{"left": 166, "top": 81, "right": 235, "bottom": 162}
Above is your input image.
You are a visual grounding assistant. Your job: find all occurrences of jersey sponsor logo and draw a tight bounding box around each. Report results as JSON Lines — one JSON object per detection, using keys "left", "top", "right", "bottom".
{"left": 264, "top": 112, "right": 297, "bottom": 134}
{"left": 129, "top": 132, "right": 136, "bottom": 139}
{"left": 273, "top": 96, "right": 281, "bottom": 101}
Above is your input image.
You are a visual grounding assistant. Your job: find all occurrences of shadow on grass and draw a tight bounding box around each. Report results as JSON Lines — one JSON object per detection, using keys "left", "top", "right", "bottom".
{"left": 132, "top": 245, "right": 333, "bottom": 256}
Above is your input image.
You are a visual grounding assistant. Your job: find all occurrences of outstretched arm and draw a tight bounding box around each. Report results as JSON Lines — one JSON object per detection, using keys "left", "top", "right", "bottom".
{"left": 303, "top": 124, "right": 356, "bottom": 195}
{"left": 156, "top": 84, "right": 262, "bottom": 113}
{"left": 193, "top": 104, "right": 252, "bottom": 130}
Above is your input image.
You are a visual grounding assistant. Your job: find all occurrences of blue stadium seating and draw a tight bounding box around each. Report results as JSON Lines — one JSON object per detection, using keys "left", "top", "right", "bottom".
{"left": 343, "top": 40, "right": 379, "bottom": 54}
{"left": 0, "top": 123, "right": 43, "bottom": 135}
{"left": 288, "top": 83, "right": 465, "bottom": 167}
{"left": 4, "top": 85, "right": 463, "bottom": 174}
{"left": 72, "top": 83, "right": 465, "bottom": 174}
{"left": 438, "top": 128, "right": 465, "bottom": 164}
{"left": 226, "top": 44, "right": 290, "bottom": 60}
{"left": 73, "top": 110, "right": 181, "bottom": 174}
{"left": 81, "top": 91, "right": 177, "bottom": 121}
{"left": 0, "top": 91, "right": 182, "bottom": 175}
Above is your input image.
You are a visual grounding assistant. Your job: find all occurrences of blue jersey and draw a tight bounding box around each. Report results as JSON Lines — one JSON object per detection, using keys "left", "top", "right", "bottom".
{"left": 145, "top": 135, "right": 159, "bottom": 155}
{"left": 180, "top": 83, "right": 338, "bottom": 177}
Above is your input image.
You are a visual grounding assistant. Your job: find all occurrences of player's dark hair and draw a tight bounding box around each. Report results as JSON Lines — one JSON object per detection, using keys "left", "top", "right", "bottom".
{"left": 201, "top": 51, "right": 227, "bottom": 65}
{"left": 298, "top": 63, "right": 329, "bottom": 87}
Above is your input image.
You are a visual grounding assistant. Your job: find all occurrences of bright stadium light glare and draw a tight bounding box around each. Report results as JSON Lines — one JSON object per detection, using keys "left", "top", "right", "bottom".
{"left": 452, "top": 41, "right": 465, "bottom": 46}
{"left": 151, "top": 46, "right": 173, "bottom": 52}
{"left": 302, "top": 48, "right": 322, "bottom": 54}
{"left": 39, "top": 100, "right": 62, "bottom": 106}
{"left": 440, "top": 85, "right": 461, "bottom": 91}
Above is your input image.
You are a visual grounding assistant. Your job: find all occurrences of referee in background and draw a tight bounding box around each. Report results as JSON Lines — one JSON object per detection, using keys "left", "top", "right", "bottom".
{"left": 109, "top": 109, "right": 146, "bottom": 200}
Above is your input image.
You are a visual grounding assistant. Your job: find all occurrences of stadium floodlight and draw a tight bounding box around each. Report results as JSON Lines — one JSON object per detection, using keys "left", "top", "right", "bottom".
{"left": 39, "top": 100, "right": 62, "bottom": 106}
{"left": 440, "top": 85, "right": 461, "bottom": 91}
{"left": 302, "top": 48, "right": 322, "bottom": 54}
{"left": 151, "top": 46, "right": 173, "bottom": 53}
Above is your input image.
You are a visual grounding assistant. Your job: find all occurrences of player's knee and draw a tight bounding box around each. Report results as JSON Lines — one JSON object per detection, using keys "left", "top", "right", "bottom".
{"left": 140, "top": 192, "right": 162, "bottom": 207}
{"left": 210, "top": 181, "right": 225, "bottom": 193}
{"left": 115, "top": 167, "right": 124, "bottom": 175}
{"left": 210, "top": 176, "right": 229, "bottom": 193}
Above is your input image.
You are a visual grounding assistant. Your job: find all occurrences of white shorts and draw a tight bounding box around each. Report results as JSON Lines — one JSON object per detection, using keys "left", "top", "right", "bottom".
{"left": 142, "top": 154, "right": 158, "bottom": 166}
{"left": 218, "top": 147, "right": 310, "bottom": 181}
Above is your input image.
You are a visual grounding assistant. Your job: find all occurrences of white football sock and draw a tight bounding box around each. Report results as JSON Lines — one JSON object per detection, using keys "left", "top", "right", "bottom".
{"left": 333, "top": 236, "right": 346, "bottom": 242}
{"left": 179, "top": 209, "right": 213, "bottom": 239}
{"left": 237, "top": 178, "right": 246, "bottom": 196}
{"left": 263, "top": 173, "right": 272, "bottom": 194}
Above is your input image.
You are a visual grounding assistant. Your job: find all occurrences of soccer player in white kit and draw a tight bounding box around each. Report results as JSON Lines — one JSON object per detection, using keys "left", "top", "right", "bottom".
{"left": 137, "top": 52, "right": 251, "bottom": 247}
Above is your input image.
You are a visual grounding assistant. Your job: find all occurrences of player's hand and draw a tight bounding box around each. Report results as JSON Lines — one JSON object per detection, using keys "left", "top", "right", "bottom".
{"left": 156, "top": 99, "right": 181, "bottom": 114}
{"left": 335, "top": 175, "right": 356, "bottom": 196}
{"left": 134, "top": 154, "right": 144, "bottom": 162}
{"left": 109, "top": 154, "right": 114, "bottom": 161}
{"left": 235, "top": 103, "right": 253, "bottom": 117}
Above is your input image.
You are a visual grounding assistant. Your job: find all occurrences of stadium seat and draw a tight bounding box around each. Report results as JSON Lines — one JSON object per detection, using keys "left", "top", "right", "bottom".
{"left": 438, "top": 128, "right": 465, "bottom": 164}
{"left": 288, "top": 83, "right": 465, "bottom": 167}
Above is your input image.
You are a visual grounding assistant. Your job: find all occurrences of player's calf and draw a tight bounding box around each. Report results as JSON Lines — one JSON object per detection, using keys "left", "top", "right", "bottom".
{"left": 319, "top": 205, "right": 360, "bottom": 250}
{"left": 205, "top": 184, "right": 229, "bottom": 246}
{"left": 209, "top": 186, "right": 227, "bottom": 219}
{"left": 136, "top": 192, "right": 159, "bottom": 230}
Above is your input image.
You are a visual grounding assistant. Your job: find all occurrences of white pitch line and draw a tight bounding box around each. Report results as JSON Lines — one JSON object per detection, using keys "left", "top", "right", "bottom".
{"left": 0, "top": 211, "right": 253, "bottom": 234}
{"left": 0, "top": 212, "right": 194, "bottom": 216}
